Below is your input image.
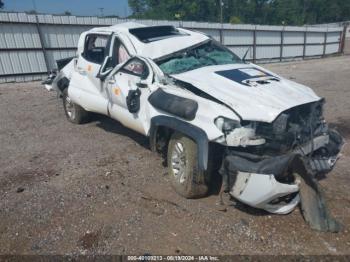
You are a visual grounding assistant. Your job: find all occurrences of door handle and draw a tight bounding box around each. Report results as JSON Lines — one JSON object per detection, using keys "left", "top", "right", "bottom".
{"left": 77, "top": 67, "right": 86, "bottom": 75}
{"left": 108, "top": 79, "right": 116, "bottom": 85}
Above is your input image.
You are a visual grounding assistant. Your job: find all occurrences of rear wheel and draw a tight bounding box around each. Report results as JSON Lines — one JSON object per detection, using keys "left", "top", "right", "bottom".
{"left": 62, "top": 88, "right": 89, "bottom": 124}
{"left": 167, "top": 132, "right": 209, "bottom": 199}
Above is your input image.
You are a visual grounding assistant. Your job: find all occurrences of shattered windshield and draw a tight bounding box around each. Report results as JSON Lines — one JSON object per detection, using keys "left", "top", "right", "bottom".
{"left": 157, "top": 41, "right": 243, "bottom": 75}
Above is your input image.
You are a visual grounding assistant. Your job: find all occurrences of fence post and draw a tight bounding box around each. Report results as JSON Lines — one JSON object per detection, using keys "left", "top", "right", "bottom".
{"left": 323, "top": 28, "right": 328, "bottom": 57}
{"left": 34, "top": 14, "right": 50, "bottom": 74}
{"left": 253, "top": 26, "right": 257, "bottom": 63}
{"left": 219, "top": 28, "right": 224, "bottom": 45}
{"left": 280, "top": 27, "right": 285, "bottom": 62}
{"left": 340, "top": 24, "right": 348, "bottom": 54}
{"left": 303, "top": 28, "right": 307, "bottom": 59}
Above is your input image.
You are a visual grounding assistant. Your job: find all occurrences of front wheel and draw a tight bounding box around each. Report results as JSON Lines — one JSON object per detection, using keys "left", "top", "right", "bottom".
{"left": 62, "top": 88, "right": 89, "bottom": 124}
{"left": 167, "top": 132, "right": 209, "bottom": 199}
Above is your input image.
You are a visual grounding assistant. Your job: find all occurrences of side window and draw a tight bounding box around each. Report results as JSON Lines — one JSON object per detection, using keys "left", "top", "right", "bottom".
{"left": 121, "top": 58, "right": 149, "bottom": 79}
{"left": 112, "top": 38, "right": 130, "bottom": 66}
{"left": 83, "top": 34, "right": 109, "bottom": 64}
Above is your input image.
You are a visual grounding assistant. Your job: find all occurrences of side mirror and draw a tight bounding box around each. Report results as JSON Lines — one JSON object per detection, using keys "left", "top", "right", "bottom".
{"left": 126, "top": 89, "right": 141, "bottom": 113}
{"left": 97, "top": 56, "right": 113, "bottom": 81}
{"left": 136, "top": 79, "right": 148, "bottom": 88}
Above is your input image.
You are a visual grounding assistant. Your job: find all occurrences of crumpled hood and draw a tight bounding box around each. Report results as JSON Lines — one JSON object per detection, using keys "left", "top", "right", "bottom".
{"left": 172, "top": 63, "right": 321, "bottom": 123}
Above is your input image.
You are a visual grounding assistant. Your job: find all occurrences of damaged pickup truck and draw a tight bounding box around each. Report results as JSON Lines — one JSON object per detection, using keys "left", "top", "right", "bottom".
{"left": 44, "top": 22, "right": 344, "bottom": 232}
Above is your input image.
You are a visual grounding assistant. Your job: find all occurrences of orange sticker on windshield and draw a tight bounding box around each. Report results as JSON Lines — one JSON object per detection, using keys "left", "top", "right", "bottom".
{"left": 87, "top": 65, "right": 92, "bottom": 72}
{"left": 114, "top": 87, "right": 121, "bottom": 96}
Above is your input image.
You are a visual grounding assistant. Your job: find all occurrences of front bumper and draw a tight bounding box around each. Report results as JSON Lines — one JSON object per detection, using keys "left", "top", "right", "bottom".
{"left": 219, "top": 129, "right": 344, "bottom": 231}
{"left": 231, "top": 172, "right": 300, "bottom": 215}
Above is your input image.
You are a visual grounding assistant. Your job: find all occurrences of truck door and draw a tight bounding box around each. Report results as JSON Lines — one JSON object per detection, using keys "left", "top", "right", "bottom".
{"left": 69, "top": 33, "right": 111, "bottom": 115}
{"left": 107, "top": 57, "right": 153, "bottom": 135}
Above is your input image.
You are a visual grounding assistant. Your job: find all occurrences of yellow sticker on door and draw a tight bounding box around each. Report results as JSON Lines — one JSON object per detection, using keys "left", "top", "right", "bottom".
{"left": 114, "top": 87, "right": 121, "bottom": 96}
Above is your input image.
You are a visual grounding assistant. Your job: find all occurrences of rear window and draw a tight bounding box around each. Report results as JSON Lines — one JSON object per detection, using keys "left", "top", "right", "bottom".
{"left": 129, "top": 26, "right": 187, "bottom": 43}
{"left": 83, "top": 34, "right": 109, "bottom": 64}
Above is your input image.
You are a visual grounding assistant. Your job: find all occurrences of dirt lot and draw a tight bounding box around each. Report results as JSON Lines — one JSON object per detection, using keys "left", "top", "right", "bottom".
{"left": 0, "top": 56, "right": 350, "bottom": 255}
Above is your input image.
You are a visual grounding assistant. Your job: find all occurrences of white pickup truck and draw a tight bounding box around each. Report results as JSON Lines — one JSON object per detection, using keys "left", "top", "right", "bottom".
{"left": 44, "top": 22, "right": 344, "bottom": 232}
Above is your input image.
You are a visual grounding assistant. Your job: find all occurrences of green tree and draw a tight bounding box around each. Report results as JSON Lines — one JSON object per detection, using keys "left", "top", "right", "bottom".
{"left": 128, "top": 0, "right": 148, "bottom": 18}
{"left": 128, "top": 0, "right": 350, "bottom": 25}
{"left": 129, "top": 0, "right": 221, "bottom": 22}
{"left": 229, "top": 16, "right": 241, "bottom": 24}
{"left": 57, "top": 11, "right": 72, "bottom": 16}
{"left": 27, "top": 10, "right": 37, "bottom": 14}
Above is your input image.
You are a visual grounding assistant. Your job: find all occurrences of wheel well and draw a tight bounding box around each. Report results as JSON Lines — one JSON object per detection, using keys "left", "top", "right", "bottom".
{"left": 151, "top": 125, "right": 224, "bottom": 189}
{"left": 151, "top": 125, "right": 173, "bottom": 154}
{"left": 149, "top": 116, "right": 209, "bottom": 171}
{"left": 57, "top": 76, "right": 70, "bottom": 94}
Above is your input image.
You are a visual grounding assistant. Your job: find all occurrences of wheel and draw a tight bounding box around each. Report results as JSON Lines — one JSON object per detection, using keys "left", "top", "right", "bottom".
{"left": 167, "top": 132, "right": 209, "bottom": 199}
{"left": 62, "top": 88, "right": 89, "bottom": 124}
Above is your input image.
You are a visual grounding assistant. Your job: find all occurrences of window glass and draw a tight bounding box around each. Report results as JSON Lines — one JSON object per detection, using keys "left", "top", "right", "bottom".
{"left": 118, "top": 45, "right": 130, "bottom": 64}
{"left": 84, "top": 35, "right": 109, "bottom": 64}
{"left": 122, "top": 59, "right": 148, "bottom": 78}
{"left": 157, "top": 41, "right": 243, "bottom": 75}
{"left": 112, "top": 38, "right": 130, "bottom": 67}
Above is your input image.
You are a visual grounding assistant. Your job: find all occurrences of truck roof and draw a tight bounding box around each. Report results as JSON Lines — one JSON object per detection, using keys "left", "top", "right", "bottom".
{"left": 88, "top": 22, "right": 146, "bottom": 33}
{"left": 85, "top": 22, "right": 210, "bottom": 60}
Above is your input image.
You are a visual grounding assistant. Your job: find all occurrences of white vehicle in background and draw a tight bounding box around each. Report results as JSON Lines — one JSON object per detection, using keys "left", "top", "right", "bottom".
{"left": 44, "top": 23, "right": 343, "bottom": 232}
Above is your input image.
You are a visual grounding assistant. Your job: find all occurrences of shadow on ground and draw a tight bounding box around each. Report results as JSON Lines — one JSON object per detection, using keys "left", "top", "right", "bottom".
{"left": 89, "top": 113, "right": 149, "bottom": 148}
{"left": 329, "top": 117, "right": 350, "bottom": 139}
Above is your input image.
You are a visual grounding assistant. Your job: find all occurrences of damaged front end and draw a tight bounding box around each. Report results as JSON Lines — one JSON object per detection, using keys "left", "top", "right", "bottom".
{"left": 219, "top": 101, "right": 344, "bottom": 232}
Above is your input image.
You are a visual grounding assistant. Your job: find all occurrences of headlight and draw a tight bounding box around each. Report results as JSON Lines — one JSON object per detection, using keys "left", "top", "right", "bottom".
{"left": 215, "top": 117, "right": 240, "bottom": 133}
{"left": 215, "top": 118, "right": 266, "bottom": 147}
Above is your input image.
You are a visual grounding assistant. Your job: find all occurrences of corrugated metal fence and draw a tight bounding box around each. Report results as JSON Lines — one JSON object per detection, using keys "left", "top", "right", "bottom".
{"left": 0, "top": 12, "right": 346, "bottom": 83}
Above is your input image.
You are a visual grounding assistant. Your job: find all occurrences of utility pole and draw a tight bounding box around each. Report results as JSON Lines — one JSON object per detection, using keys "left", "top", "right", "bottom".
{"left": 32, "top": 0, "right": 37, "bottom": 12}
{"left": 220, "top": 0, "right": 223, "bottom": 24}
{"left": 98, "top": 8, "right": 104, "bottom": 17}
{"left": 124, "top": 5, "right": 127, "bottom": 18}
{"left": 32, "top": 0, "right": 50, "bottom": 73}
{"left": 219, "top": 0, "right": 224, "bottom": 44}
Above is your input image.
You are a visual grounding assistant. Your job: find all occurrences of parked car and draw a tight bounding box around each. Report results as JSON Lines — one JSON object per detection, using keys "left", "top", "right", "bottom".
{"left": 43, "top": 23, "right": 344, "bottom": 232}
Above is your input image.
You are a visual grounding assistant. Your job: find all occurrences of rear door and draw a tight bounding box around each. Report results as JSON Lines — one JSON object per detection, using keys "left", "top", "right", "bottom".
{"left": 69, "top": 33, "right": 111, "bottom": 114}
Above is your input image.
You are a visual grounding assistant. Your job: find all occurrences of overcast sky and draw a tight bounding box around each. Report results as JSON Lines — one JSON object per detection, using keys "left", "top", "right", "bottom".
{"left": 3, "top": 0, "right": 131, "bottom": 17}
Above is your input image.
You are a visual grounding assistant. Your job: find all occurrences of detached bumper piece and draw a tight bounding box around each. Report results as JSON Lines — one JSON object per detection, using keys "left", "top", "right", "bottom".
{"left": 219, "top": 129, "right": 344, "bottom": 232}
{"left": 309, "top": 158, "right": 337, "bottom": 173}
{"left": 231, "top": 172, "right": 300, "bottom": 215}
{"left": 42, "top": 72, "right": 57, "bottom": 91}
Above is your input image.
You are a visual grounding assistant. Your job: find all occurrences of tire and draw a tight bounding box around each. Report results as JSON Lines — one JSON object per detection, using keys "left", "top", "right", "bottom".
{"left": 167, "top": 132, "right": 209, "bottom": 199}
{"left": 62, "top": 88, "right": 89, "bottom": 124}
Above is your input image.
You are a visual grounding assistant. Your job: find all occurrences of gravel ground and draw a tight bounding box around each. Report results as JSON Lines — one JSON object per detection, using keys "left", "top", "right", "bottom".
{"left": 0, "top": 56, "right": 350, "bottom": 255}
